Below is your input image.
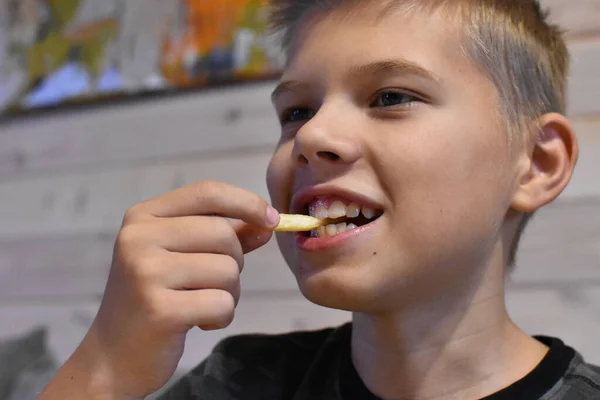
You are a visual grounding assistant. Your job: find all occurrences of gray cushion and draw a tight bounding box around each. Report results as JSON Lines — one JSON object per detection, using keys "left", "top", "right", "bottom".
{"left": 0, "top": 327, "right": 58, "bottom": 400}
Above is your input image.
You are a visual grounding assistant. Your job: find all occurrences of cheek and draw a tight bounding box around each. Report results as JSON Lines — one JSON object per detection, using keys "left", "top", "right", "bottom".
{"left": 377, "top": 121, "right": 513, "bottom": 249}
{"left": 407, "top": 118, "right": 509, "bottom": 199}
{"left": 275, "top": 231, "right": 296, "bottom": 270}
{"left": 266, "top": 144, "right": 294, "bottom": 209}
{"left": 266, "top": 161, "right": 281, "bottom": 206}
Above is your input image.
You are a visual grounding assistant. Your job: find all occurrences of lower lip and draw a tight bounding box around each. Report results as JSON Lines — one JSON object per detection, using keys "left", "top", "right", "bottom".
{"left": 294, "top": 219, "right": 380, "bottom": 252}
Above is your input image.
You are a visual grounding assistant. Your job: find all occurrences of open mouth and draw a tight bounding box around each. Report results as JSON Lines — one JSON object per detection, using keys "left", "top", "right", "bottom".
{"left": 303, "top": 198, "right": 383, "bottom": 238}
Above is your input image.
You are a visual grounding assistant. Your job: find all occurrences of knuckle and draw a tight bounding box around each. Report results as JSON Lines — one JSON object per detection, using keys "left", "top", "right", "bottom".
{"left": 212, "top": 218, "right": 238, "bottom": 248}
{"left": 122, "top": 205, "right": 144, "bottom": 225}
{"left": 212, "top": 291, "right": 235, "bottom": 328}
{"left": 145, "top": 291, "right": 184, "bottom": 330}
{"left": 116, "top": 225, "right": 141, "bottom": 250}
{"left": 131, "top": 254, "right": 161, "bottom": 283}
{"left": 115, "top": 232, "right": 161, "bottom": 284}
{"left": 232, "top": 280, "right": 241, "bottom": 307}
{"left": 115, "top": 227, "right": 145, "bottom": 270}
{"left": 145, "top": 291, "right": 187, "bottom": 332}
{"left": 220, "top": 257, "right": 241, "bottom": 288}
{"left": 143, "top": 292, "right": 169, "bottom": 326}
{"left": 212, "top": 222, "right": 243, "bottom": 268}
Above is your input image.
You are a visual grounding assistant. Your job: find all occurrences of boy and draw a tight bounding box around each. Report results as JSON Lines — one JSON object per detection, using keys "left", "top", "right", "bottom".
{"left": 39, "top": 0, "right": 600, "bottom": 399}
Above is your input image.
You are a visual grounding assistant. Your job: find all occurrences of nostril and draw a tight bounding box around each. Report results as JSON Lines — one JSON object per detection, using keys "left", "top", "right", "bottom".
{"left": 297, "top": 154, "right": 309, "bottom": 165}
{"left": 317, "top": 151, "right": 341, "bottom": 162}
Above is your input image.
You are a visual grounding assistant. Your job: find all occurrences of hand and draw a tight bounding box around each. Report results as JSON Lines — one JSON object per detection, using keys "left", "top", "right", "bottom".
{"left": 55, "top": 181, "right": 279, "bottom": 399}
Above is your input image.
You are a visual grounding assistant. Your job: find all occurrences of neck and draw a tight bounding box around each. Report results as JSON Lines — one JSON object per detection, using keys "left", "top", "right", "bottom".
{"left": 350, "top": 259, "right": 548, "bottom": 400}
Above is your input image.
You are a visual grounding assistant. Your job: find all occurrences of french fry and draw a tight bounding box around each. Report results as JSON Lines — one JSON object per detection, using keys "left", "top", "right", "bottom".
{"left": 274, "top": 214, "right": 326, "bottom": 232}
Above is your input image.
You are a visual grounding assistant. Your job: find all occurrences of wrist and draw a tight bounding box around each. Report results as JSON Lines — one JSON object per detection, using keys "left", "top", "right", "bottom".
{"left": 38, "top": 331, "right": 141, "bottom": 400}
{"left": 75, "top": 329, "right": 142, "bottom": 400}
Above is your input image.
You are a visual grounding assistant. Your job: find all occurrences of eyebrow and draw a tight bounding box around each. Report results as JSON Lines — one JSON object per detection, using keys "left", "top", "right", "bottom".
{"left": 271, "top": 80, "right": 307, "bottom": 104}
{"left": 271, "top": 59, "right": 440, "bottom": 103}
{"left": 348, "top": 59, "right": 441, "bottom": 84}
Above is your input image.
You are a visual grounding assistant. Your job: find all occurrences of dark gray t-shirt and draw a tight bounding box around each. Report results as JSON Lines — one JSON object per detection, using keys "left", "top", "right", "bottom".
{"left": 158, "top": 323, "right": 600, "bottom": 399}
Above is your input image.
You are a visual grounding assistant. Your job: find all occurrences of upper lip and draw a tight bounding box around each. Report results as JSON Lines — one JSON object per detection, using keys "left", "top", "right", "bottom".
{"left": 290, "top": 185, "right": 384, "bottom": 214}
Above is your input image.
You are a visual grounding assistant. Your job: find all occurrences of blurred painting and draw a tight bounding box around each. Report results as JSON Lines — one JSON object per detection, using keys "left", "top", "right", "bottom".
{"left": 0, "top": 0, "right": 283, "bottom": 115}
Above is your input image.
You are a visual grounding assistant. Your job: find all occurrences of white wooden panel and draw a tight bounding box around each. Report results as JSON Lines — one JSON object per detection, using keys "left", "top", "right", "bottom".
{"left": 510, "top": 197, "right": 600, "bottom": 284}
{"left": 0, "top": 296, "right": 350, "bottom": 373}
{"left": 560, "top": 120, "right": 600, "bottom": 200}
{"left": 0, "top": 233, "right": 112, "bottom": 301}
{"left": 1, "top": 196, "right": 598, "bottom": 301}
{"left": 0, "top": 150, "right": 275, "bottom": 239}
{"left": 0, "top": 36, "right": 599, "bottom": 180}
{"left": 1, "top": 287, "right": 599, "bottom": 394}
{"left": 506, "top": 286, "right": 600, "bottom": 364}
{"left": 543, "top": 0, "right": 600, "bottom": 38}
{"left": 0, "top": 82, "right": 279, "bottom": 179}
{"left": 0, "top": 233, "right": 294, "bottom": 301}
{"left": 2, "top": 199, "right": 599, "bottom": 299}
{"left": 0, "top": 123, "right": 597, "bottom": 300}
{"left": 2, "top": 120, "right": 599, "bottom": 239}
{"left": 568, "top": 41, "right": 600, "bottom": 117}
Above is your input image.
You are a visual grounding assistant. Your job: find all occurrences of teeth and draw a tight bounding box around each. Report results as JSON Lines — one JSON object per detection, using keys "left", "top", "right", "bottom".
{"left": 309, "top": 203, "right": 316, "bottom": 217}
{"left": 318, "top": 223, "right": 359, "bottom": 238}
{"left": 307, "top": 200, "right": 379, "bottom": 237}
{"left": 325, "top": 224, "right": 338, "bottom": 237}
{"left": 317, "top": 225, "right": 326, "bottom": 238}
{"left": 346, "top": 203, "right": 360, "bottom": 218}
{"left": 315, "top": 204, "right": 328, "bottom": 219}
{"left": 327, "top": 201, "right": 347, "bottom": 219}
{"left": 313, "top": 222, "right": 359, "bottom": 238}
{"left": 362, "top": 206, "right": 376, "bottom": 219}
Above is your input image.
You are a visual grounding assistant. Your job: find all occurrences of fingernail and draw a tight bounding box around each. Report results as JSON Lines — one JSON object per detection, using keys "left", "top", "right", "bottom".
{"left": 266, "top": 206, "right": 280, "bottom": 226}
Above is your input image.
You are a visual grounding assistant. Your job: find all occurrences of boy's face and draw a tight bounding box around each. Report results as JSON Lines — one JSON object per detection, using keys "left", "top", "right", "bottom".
{"left": 267, "top": 6, "right": 522, "bottom": 312}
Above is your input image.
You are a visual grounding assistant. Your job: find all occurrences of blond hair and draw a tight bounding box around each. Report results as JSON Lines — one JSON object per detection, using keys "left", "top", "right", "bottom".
{"left": 268, "top": 0, "right": 570, "bottom": 266}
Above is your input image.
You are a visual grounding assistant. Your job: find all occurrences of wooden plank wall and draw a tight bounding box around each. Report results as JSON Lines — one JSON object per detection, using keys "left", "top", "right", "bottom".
{"left": 0, "top": 1, "right": 599, "bottom": 395}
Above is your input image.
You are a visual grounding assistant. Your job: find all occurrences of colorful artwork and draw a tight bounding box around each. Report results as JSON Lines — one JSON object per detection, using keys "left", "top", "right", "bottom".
{"left": 0, "top": 0, "right": 283, "bottom": 115}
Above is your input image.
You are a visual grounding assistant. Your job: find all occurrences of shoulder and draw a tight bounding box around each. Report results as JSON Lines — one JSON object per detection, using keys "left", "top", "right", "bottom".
{"left": 158, "top": 323, "right": 350, "bottom": 400}
{"left": 543, "top": 348, "right": 600, "bottom": 400}
{"left": 555, "top": 352, "right": 600, "bottom": 399}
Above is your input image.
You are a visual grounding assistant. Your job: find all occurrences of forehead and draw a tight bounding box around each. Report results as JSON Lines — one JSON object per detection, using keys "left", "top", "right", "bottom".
{"left": 283, "top": 5, "right": 479, "bottom": 87}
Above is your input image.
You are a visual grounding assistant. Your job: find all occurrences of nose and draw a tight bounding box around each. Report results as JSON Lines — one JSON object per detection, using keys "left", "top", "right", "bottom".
{"left": 293, "top": 107, "right": 362, "bottom": 169}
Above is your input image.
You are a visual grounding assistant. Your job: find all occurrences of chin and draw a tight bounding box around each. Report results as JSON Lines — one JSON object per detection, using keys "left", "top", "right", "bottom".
{"left": 292, "top": 262, "right": 391, "bottom": 313}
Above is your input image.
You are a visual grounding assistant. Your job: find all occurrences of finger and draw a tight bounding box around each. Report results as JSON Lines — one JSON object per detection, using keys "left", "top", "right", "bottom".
{"left": 138, "top": 216, "right": 244, "bottom": 269}
{"left": 229, "top": 220, "right": 274, "bottom": 254}
{"left": 129, "top": 181, "right": 280, "bottom": 229}
{"left": 171, "top": 289, "right": 236, "bottom": 330}
{"left": 160, "top": 253, "right": 241, "bottom": 299}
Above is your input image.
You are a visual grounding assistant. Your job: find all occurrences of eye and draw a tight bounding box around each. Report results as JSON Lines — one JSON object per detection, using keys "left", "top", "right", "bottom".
{"left": 371, "top": 90, "right": 420, "bottom": 108}
{"left": 280, "top": 107, "right": 316, "bottom": 124}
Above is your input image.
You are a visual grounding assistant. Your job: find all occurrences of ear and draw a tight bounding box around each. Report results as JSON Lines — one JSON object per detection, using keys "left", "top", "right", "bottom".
{"left": 511, "top": 113, "right": 579, "bottom": 213}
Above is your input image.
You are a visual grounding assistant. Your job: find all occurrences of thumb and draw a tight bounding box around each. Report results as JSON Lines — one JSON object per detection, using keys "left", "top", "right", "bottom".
{"left": 229, "top": 220, "right": 274, "bottom": 254}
